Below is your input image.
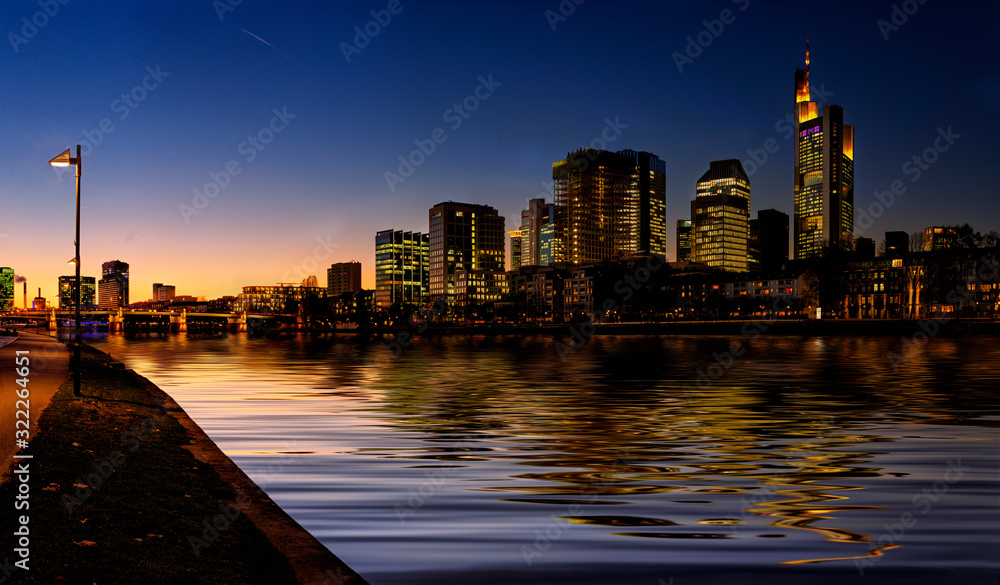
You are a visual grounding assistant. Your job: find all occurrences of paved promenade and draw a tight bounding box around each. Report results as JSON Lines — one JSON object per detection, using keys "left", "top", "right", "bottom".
{"left": 0, "top": 331, "right": 68, "bottom": 481}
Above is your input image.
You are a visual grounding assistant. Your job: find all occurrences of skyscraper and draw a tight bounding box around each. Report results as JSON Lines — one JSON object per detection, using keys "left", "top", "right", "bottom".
{"left": 756, "top": 209, "right": 789, "bottom": 272}
{"left": 0, "top": 268, "right": 13, "bottom": 311}
{"left": 375, "top": 230, "right": 429, "bottom": 308}
{"left": 519, "top": 198, "right": 548, "bottom": 268}
{"left": 428, "top": 202, "right": 505, "bottom": 302}
{"left": 327, "top": 261, "right": 362, "bottom": 297}
{"left": 793, "top": 38, "right": 854, "bottom": 259}
{"left": 59, "top": 276, "right": 96, "bottom": 310}
{"left": 552, "top": 148, "right": 666, "bottom": 264}
{"left": 676, "top": 220, "right": 692, "bottom": 262}
{"left": 691, "top": 159, "right": 751, "bottom": 272}
{"left": 98, "top": 260, "right": 129, "bottom": 310}
{"left": 507, "top": 230, "right": 522, "bottom": 271}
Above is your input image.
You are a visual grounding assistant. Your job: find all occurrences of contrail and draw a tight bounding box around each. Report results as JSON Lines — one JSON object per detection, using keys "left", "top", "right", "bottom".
{"left": 239, "top": 27, "right": 295, "bottom": 63}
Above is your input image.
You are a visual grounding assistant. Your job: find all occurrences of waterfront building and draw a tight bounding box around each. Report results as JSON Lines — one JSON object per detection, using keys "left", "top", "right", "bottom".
{"left": 539, "top": 205, "right": 566, "bottom": 266}
{"left": 0, "top": 267, "right": 13, "bottom": 311}
{"left": 455, "top": 268, "right": 509, "bottom": 306}
{"left": 235, "top": 284, "right": 327, "bottom": 314}
{"left": 552, "top": 148, "right": 666, "bottom": 263}
{"left": 691, "top": 159, "right": 751, "bottom": 272}
{"left": 793, "top": 39, "right": 854, "bottom": 259}
{"left": 59, "top": 276, "right": 96, "bottom": 310}
{"left": 375, "top": 230, "right": 430, "bottom": 308}
{"left": 676, "top": 220, "right": 692, "bottom": 262}
{"left": 327, "top": 261, "right": 362, "bottom": 297}
{"left": 428, "top": 202, "right": 505, "bottom": 303}
{"left": 98, "top": 260, "right": 130, "bottom": 310}
{"left": 153, "top": 283, "right": 176, "bottom": 301}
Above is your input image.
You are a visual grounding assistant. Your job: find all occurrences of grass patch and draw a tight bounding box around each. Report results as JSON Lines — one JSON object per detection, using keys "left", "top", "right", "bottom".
{"left": 0, "top": 343, "right": 300, "bottom": 584}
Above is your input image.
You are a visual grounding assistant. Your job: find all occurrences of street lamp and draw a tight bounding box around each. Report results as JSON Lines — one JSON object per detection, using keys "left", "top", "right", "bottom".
{"left": 49, "top": 146, "right": 82, "bottom": 397}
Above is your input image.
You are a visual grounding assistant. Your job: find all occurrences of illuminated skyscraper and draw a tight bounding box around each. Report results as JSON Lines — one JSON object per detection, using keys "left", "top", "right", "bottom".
{"left": 507, "top": 230, "right": 522, "bottom": 270}
{"left": 676, "top": 220, "right": 692, "bottom": 262}
{"left": 793, "top": 38, "right": 854, "bottom": 259}
{"left": 691, "top": 159, "right": 751, "bottom": 272}
{"left": 375, "top": 230, "right": 429, "bottom": 307}
{"left": 98, "top": 260, "right": 129, "bottom": 310}
{"left": 552, "top": 148, "right": 666, "bottom": 264}
{"left": 428, "top": 202, "right": 505, "bottom": 302}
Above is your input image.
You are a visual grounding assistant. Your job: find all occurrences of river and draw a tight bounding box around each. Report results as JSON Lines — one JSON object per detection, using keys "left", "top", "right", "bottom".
{"left": 85, "top": 331, "right": 1000, "bottom": 584}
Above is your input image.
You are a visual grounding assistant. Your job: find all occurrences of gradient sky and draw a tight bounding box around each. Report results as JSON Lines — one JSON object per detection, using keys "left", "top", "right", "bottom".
{"left": 1, "top": 0, "right": 998, "bottom": 305}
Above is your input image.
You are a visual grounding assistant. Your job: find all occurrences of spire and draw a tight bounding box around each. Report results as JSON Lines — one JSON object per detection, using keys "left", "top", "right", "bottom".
{"left": 805, "top": 36, "right": 810, "bottom": 71}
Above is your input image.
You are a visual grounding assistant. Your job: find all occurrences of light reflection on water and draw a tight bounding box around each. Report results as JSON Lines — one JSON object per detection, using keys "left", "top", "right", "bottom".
{"left": 86, "top": 332, "right": 1000, "bottom": 584}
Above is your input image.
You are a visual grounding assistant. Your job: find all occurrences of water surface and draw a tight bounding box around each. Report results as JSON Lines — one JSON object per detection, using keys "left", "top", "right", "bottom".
{"left": 86, "top": 332, "right": 1000, "bottom": 584}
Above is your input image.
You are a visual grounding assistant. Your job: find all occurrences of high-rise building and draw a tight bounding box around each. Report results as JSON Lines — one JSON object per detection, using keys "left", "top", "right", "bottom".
{"left": 327, "top": 261, "right": 362, "bottom": 297}
{"left": 428, "top": 202, "right": 505, "bottom": 302}
{"left": 59, "top": 276, "right": 96, "bottom": 310}
{"left": 691, "top": 159, "right": 751, "bottom": 272}
{"left": 552, "top": 148, "right": 666, "bottom": 264}
{"left": 152, "top": 283, "right": 176, "bottom": 301}
{"left": 519, "top": 198, "right": 548, "bottom": 267}
{"left": 375, "top": 230, "right": 429, "bottom": 308}
{"left": 0, "top": 268, "right": 13, "bottom": 311}
{"left": 539, "top": 205, "right": 566, "bottom": 267}
{"left": 507, "top": 230, "right": 522, "bottom": 271}
{"left": 793, "top": 39, "right": 854, "bottom": 259}
{"left": 923, "top": 226, "right": 957, "bottom": 251}
{"left": 98, "top": 260, "right": 129, "bottom": 310}
{"left": 756, "top": 209, "right": 789, "bottom": 272}
{"left": 676, "top": 220, "right": 692, "bottom": 262}
{"left": 884, "top": 231, "right": 909, "bottom": 257}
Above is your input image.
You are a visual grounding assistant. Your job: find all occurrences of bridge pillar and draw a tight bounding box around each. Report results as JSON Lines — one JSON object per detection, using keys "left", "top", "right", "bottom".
{"left": 47, "top": 308, "right": 58, "bottom": 331}
{"left": 170, "top": 309, "right": 187, "bottom": 333}
{"left": 108, "top": 308, "right": 124, "bottom": 332}
{"left": 228, "top": 312, "right": 247, "bottom": 333}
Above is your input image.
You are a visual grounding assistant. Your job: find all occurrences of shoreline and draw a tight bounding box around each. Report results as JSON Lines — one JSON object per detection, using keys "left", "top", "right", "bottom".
{"left": 0, "top": 337, "right": 368, "bottom": 585}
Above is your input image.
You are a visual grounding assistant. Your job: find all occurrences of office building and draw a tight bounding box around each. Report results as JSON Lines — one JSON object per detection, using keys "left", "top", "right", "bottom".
{"left": 539, "top": 205, "right": 566, "bottom": 266}
{"left": 327, "top": 261, "right": 362, "bottom": 297}
{"left": 375, "top": 230, "right": 430, "bottom": 308}
{"left": 0, "top": 268, "right": 12, "bottom": 311}
{"left": 691, "top": 159, "right": 751, "bottom": 272}
{"left": 756, "top": 209, "right": 789, "bottom": 272}
{"left": 153, "top": 283, "right": 176, "bottom": 301}
{"left": 676, "top": 220, "right": 692, "bottom": 262}
{"left": 507, "top": 230, "right": 522, "bottom": 271}
{"left": 552, "top": 148, "right": 666, "bottom": 264}
{"left": 519, "top": 198, "right": 548, "bottom": 267}
{"left": 98, "top": 260, "right": 129, "bottom": 310}
{"left": 793, "top": 39, "right": 854, "bottom": 259}
{"left": 59, "top": 276, "right": 96, "bottom": 310}
{"left": 428, "top": 202, "right": 505, "bottom": 302}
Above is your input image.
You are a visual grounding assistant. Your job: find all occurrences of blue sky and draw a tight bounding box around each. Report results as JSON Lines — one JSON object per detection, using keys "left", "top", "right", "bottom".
{"left": 1, "top": 0, "right": 998, "bottom": 302}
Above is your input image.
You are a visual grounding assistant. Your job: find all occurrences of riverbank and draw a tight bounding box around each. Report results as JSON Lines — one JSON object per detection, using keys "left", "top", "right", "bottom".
{"left": 0, "top": 339, "right": 367, "bottom": 585}
{"left": 306, "top": 318, "right": 1000, "bottom": 337}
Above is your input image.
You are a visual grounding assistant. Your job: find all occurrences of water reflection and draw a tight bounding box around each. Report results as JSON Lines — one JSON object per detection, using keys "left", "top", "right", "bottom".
{"left": 88, "top": 331, "right": 1000, "bottom": 580}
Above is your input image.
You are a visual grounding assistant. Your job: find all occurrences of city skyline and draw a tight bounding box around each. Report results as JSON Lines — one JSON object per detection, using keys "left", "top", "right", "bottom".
{"left": 1, "top": 1, "right": 997, "bottom": 302}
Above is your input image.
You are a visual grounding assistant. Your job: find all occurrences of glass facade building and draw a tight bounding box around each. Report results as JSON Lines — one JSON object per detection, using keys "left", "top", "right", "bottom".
{"left": 98, "top": 260, "right": 130, "bottom": 310}
{"left": 691, "top": 159, "right": 751, "bottom": 272}
{"left": 375, "top": 230, "right": 430, "bottom": 308}
{"left": 58, "top": 275, "right": 96, "bottom": 310}
{"left": 428, "top": 202, "right": 505, "bottom": 303}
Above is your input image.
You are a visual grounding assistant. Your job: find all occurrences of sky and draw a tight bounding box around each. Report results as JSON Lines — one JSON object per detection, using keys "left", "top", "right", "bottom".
{"left": 1, "top": 0, "right": 998, "bottom": 305}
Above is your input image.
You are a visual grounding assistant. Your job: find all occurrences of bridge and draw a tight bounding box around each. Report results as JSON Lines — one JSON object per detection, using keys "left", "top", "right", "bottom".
{"left": 0, "top": 309, "right": 262, "bottom": 333}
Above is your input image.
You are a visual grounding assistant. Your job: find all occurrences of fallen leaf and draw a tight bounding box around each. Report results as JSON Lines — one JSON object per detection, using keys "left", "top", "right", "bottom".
{"left": 73, "top": 540, "right": 97, "bottom": 547}
{"left": 43, "top": 485, "right": 60, "bottom": 491}
{"left": 72, "top": 442, "right": 80, "bottom": 447}
{"left": 72, "top": 483, "right": 88, "bottom": 489}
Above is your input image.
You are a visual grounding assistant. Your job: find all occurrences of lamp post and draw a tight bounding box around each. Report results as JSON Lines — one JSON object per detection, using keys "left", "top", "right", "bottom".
{"left": 49, "top": 146, "right": 82, "bottom": 397}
